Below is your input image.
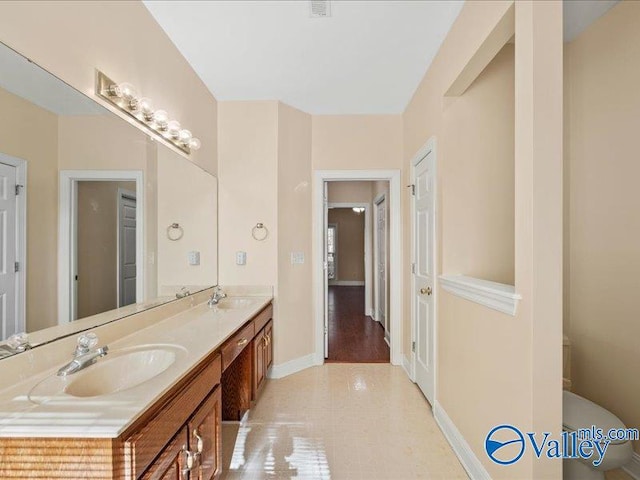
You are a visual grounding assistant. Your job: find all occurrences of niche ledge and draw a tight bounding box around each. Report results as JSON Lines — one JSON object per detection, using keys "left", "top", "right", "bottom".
{"left": 438, "top": 275, "right": 521, "bottom": 316}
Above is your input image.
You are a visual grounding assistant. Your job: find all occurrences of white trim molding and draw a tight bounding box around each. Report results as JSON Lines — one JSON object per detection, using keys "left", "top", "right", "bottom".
{"left": 623, "top": 452, "right": 640, "bottom": 480}
{"left": 267, "top": 353, "right": 320, "bottom": 379}
{"left": 439, "top": 275, "right": 521, "bottom": 316}
{"left": 402, "top": 353, "right": 415, "bottom": 381}
{"left": 328, "top": 280, "right": 365, "bottom": 287}
{"left": 434, "top": 402, "right": 491, "bottom": 480}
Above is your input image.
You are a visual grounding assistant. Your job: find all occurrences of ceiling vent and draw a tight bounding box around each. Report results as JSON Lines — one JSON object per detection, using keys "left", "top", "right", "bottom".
{"left": 310, "top": 0, "right": 331, "bottom": 18}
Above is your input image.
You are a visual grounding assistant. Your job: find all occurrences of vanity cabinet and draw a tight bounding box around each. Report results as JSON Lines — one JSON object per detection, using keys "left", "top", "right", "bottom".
{"left": 124, "top": 354, "right": 222, "bottom": 479}
{"left": 253, "top": 320, "right": 274, "bottom": 400}
{"left": 0, "top": 301, "right": 273, "bottom": 480}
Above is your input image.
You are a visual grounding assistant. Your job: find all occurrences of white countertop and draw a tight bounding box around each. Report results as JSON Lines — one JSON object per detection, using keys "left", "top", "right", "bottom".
{"left": 0, "top": 295, "right": 272, "bottom": 438}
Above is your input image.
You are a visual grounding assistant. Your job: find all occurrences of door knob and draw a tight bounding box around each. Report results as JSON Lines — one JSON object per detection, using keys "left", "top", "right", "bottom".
{"left": 420, "top": 286, "right": 432, "bottom": 296}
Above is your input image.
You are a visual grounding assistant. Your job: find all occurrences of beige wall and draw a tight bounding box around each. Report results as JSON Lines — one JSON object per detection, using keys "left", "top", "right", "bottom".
{"left": 218, "top": 101, "right": 279, "bottom": 288}
{"left": 76, "top": 181, "right": 135, "bottom": 318}
{"left": 328, "top": 208, "right": 365, "bottom": 282}
{"left": 403, "top": 2, "right": 563, "bottom": 479}
{"left": 566, "top": 1, "right": 640, "bottom": 453}
{"left": 276, "top": 103, "right": 313, "bottom": 364}
{"left": 442, "top": 44, "right": 515, "bottom": 285}
{"left": 312, "top": 115, "right": 402, "bottom": 170}
{"left": 157, "top": 147, "right": 218, "bottom": 292}
{"left": 0, "top": 0, "right": 217, "bottom": 175}
{"left": 0, "top": 86, "right": 58, "bottom": 333}
{"left": 218, "top": 100, "right": 315, "bottom": 366}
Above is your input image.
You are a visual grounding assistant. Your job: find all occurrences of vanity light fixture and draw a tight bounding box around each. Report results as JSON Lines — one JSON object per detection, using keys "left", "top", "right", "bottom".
{"left": 96, "top": 70, "right": 201, "bottom": 155}
{"left": 352, "top": 207, "right": 365, "bottom": 214}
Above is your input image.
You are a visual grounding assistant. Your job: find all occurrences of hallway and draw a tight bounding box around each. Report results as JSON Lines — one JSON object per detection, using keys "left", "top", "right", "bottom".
{"left": 326, "top": 286, "right": 389, "bottom": 363}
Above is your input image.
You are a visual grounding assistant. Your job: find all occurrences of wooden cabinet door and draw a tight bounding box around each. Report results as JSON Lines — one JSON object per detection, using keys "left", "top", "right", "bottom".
{"left": 188, "top": 387, "right": 222, "bottom": 480}
{"left": 265, "top": 321, "right": 273, "bottom": 371}
{"left": 140, "top": 427, "right": 188, "bottom": 480}
{"left": 253, "top": 329, "right": 266, "bottom": 398}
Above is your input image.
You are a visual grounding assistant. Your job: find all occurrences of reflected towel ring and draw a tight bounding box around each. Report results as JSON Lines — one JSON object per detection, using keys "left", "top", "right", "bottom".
{"left": 167, "top": 223, "right": 184, "bottom": 241}
{"left": 252, "top": 223, "right": 268, "bottom": 241}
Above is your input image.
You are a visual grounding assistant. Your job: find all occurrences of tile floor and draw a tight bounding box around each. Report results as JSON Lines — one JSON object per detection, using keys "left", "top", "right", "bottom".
{"left": 220, "top": 364, "right": 469, "bottom": 479}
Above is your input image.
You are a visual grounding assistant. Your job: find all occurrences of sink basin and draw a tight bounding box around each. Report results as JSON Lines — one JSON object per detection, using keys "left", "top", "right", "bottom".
{"left": 214, "top": 297, "right": 258, "bottom": 310}
{"left": 65, "top": 348, "right": 177, "bottom": 398}
{"left": 28, "top": 344, "right": 186, "bottom": 403}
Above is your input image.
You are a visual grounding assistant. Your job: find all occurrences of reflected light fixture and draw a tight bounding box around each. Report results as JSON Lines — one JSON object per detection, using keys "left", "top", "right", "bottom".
{"left": 352, "top": 207, "right": 365, "bottom": 214}
{"left": 96, "top": 70, "right": 201, "bottom": 155}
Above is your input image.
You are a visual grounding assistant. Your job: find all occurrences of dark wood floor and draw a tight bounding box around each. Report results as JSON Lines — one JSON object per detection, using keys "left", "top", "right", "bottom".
{"left": 326, "top": 286, "right": 390, "bottom": 363}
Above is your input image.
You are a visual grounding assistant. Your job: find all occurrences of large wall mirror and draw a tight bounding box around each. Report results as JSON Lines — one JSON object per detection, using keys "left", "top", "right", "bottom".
{"left": 0, "top": 41, "right": 217, "bottom": 358}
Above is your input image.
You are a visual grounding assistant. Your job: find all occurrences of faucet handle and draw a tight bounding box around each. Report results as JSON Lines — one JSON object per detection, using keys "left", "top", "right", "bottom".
{"left": 6, "top": 332, "right": 31, "bottom": 352}
{"left": 77, "top": 333, "right": 98, "bottom": 352}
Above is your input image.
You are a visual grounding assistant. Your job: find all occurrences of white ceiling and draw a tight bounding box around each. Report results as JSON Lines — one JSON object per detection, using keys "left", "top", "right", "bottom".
{"left": 0, "top": 42, "right": 106, "bottom": 116}
{"left": 143, "top": 0, "right": 463, "bottom": 115}
{"left": 563, "top": 0, "right": 619, "bottom": 42}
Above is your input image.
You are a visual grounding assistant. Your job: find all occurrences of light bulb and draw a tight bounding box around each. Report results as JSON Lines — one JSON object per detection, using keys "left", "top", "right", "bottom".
{"left": 178, "top": 129, "right": 192, "bottom": 144}
{"left": 153, "top": 109, "right": 169, "bottom": 129}
{"left": 138, "top": 97, "right": 155, "bottom": 120}
{"left": 188, "top": 137, "right": 201, "bottom": 151}
{"left": 167, "top": 120, "right": 181, "bottom": 138}
{"left": 118, "top": 82, "right": 137, "bottom": 101}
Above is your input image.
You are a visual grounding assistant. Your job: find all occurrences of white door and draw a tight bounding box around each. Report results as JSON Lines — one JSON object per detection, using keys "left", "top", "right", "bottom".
{"left": 414, "top": 151, "right": 435, "bottom": 404}
{"left": 0, "top": 163, "right": 18, "bottom": 340}
{"left": 323, "top": 182, "right": 329, "bottom": 357}
{"left": 376, "top": 197, "right": 388, "bottom": 339}
{"left": 118, "top": 191, "right": 137, "bottom": 307}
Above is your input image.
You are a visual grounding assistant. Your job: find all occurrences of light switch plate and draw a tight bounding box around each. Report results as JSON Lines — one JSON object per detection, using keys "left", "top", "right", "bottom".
{"left": 188, "top": 251, "right": 200, "bottom": 266}
{"left": 291, "top": 252, "right": 305, "bottom": 264}
{"left": 236, "top": 251, "right": 247, "bottom": 265}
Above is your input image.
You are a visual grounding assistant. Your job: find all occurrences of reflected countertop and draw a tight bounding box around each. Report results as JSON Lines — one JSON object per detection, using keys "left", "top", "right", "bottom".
{"left": 0, "top": 293, "right": 273, "bottom": 438}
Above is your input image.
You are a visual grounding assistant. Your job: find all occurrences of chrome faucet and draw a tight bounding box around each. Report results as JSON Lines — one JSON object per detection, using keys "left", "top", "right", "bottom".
{"left": 57, "top": 333, "right": 108, "bottom": 377}
{"left": 6, "top": 332, "right": 31, "bottom": 352}
{"left": 207, "top": 286, "right": 227, "bottom": 306}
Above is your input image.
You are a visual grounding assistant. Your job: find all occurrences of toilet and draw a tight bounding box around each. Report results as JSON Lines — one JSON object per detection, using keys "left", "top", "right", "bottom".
{"left": 562, "top": 335, "right": 634, "bottom": 480}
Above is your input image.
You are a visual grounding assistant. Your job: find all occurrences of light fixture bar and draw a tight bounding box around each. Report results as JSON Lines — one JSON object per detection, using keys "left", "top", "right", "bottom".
{"left": 95, "top": 70, "right": 201, "bottom": 155}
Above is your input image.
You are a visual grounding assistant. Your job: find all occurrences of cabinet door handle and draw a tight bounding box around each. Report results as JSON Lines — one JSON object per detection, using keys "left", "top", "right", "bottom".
{"left": 181, "top": 446, "right": 196, "bottom": 476}
{"left": 237, "top": 338, "right": 248, "bottom": 347}
{"left": 193, "top": 428, "right": 204, "bottom": 454}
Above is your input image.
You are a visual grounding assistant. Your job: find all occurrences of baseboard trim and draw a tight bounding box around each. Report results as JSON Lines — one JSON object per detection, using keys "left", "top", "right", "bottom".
{"left": 434, "top": 402, "right": 491, "bottom": 480}
{"left": 267, "top": 353, "right": 318, "bottom": 379}
{"left": 328, "top": 280, "right": 365, "bottom": 286}
{"left": 623, "top": 452, "right": 640, "bottom": 480}
{"left": 402, "top": 353, "right": 414, "bottom": 381}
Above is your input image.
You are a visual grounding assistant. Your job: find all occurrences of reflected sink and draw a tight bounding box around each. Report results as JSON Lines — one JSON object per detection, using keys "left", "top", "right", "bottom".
{"left": 29, "top": 344, "right": 186, "bottom": 403}
{"left": 214, "top": 297, "right": 258, "bottom": 310}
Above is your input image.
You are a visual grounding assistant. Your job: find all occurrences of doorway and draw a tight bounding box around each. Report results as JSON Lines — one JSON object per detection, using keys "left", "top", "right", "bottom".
{"left": 58, "top": 170, "right": 144, "bottom": 324}
{"left": 325, "top": 201, "right": 386, "bottom": 362}
{"left": 0, "top": 154, "right": 26, "bottom": 340}
{"left": 314, "top": 170, "right": 401, "bottom": 365}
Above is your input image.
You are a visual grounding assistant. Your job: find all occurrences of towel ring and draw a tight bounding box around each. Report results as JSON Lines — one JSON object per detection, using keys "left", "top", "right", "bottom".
{"left": 252, "top": 223, "right": 268, "bottom": 241}
{"left": 167, "top": 223, "right": 184, "bottom": 241}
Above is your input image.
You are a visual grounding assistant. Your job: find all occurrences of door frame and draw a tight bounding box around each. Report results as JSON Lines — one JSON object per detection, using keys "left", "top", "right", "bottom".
{"left": 0, "top": 153, "right": 27, "bottom": 334}
{"left": 116, "top": 187, "right": 137, "bottom": 308}
{"left": 409, "top": 137, "right": 438, "bottom": 397}
{"left": 314, "top": 170, "right": 402, "bottom": 366}
{"left": 58, "top": 170, "right": 144, "bottom": 324}
{"left": 373, "top": 193, "right": 388, "bottom": 337}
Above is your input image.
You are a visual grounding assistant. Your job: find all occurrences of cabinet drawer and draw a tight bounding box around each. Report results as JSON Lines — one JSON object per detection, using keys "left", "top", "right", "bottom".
{"left": 253, "top": 304, "right": 273, "bottom": 335}
{"left": 221, "top": 321, "right": 254, "bottom": 371}
{"left": 125, "top": 354, "right": 222, "bottom": 478}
